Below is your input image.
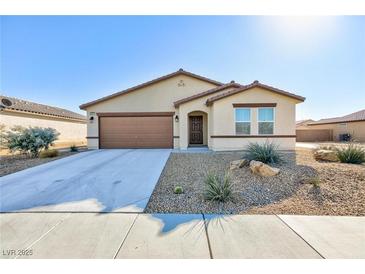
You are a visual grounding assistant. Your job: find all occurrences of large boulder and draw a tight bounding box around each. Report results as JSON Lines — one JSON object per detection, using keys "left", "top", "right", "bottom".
{"left": 230, "top": 159, "right": 249, "bottom": 170}
{"left": 249, "top": 160, "right": 280, "bottom": 177}
{"left": 314, "top": 149, "right": 338, "bottom": 162}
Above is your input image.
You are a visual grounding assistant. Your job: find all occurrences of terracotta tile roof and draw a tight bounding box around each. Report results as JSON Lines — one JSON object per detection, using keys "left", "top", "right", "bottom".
{"left": 308, "top": 109, "right": 365, "bottom": 125}
{"left": 79, "top": 69, "right": 223, "bottom": 110}
{"left": 205, "top": 81, "right": 305, "bottom": 105}
{"left": 173, "top": 82, "right": 242, "bottom": 107}
{"left": 0, "top": 95, "right": 86, "bottom": 121}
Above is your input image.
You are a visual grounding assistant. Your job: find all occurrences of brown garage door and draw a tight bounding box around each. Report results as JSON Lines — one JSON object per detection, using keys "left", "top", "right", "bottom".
{"left": 99, "top": 114, "right": 173, "bottom": 148}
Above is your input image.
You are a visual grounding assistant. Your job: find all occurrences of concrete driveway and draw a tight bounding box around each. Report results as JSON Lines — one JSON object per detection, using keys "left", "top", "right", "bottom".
{"left": 0, "top": 149, "right": 171, "bottom": 212}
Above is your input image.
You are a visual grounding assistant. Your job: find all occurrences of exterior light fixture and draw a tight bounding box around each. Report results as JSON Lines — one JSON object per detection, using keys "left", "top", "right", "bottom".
{"left": 175, "top": 115, "right": 179, "bottom": 122}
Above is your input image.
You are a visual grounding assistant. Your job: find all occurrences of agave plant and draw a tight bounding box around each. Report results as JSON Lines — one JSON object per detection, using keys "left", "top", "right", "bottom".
{"left": 335, "top": 144, "right": 365, "bottom": 164}
{"left": 246, "top": 141, "right": 282, "bottom": 164}
{"left": 204, "top": 173, "right": 233, "bottom": 202}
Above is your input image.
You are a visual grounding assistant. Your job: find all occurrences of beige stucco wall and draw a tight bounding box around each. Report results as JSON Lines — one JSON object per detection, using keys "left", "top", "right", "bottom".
{"left": 84, "top": 74, "right": 218, "bottom": 149}
{"left": 210, "top": 87, "right": 299, "bottom": 150}
{"left": 307, "top": 121, "right": 365, "bottom": 142}
{"left": 1, "top": 110, "right": 87, "bottom": 148}
{"left": 211, "top": 137, "right": 296, "bottom": 151}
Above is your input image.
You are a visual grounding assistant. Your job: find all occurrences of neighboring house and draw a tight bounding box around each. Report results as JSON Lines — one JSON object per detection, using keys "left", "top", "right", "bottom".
{"left": 0, "top": 95, "right": 87, "bottom": 149}
{"left": 80, "top": 69, "right": 305, "bottom": 151}
{"left": 300, "top": 109, "right": 365, "bottom": 142}
{"left": 296, "top": 119, "right": 314, "bottom": 130}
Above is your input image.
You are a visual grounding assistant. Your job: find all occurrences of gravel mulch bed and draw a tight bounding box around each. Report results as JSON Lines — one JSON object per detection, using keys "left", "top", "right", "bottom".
{"left": 0, "top": 151, "right": 83, "bottom": 177}
{"left": 145, "top": 149, "right": 365, "bottom": 216}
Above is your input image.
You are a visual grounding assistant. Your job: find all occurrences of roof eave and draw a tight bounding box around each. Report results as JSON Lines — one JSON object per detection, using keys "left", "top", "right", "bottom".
{"left": 308, "top": 118, "right": 365, "bottom": 126}
{"left": 3, "top": 108, "right": 86, "bottom": 122}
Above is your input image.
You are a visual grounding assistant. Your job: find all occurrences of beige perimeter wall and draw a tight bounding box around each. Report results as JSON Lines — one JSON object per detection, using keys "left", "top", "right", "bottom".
{"left": 1, "top": 110, "right": 87, "bottom": 148}
{"left": 307, "top": 121, "right": 365, "bottom": 142}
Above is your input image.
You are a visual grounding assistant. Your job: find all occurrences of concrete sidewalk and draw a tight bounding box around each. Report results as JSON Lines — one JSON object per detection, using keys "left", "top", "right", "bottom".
{"left": 0, "top": 213, "right": 364, "bottom": 259}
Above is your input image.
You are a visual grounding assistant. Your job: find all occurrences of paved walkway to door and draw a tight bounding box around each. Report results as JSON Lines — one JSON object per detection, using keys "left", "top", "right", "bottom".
{"left": 1, "top": 213, "right": 363, "bottom": 259}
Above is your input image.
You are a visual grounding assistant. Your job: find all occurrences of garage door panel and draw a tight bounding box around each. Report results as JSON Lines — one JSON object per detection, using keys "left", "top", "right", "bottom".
{"left": 99, "top": 116, "right": 173, "bottom": 148}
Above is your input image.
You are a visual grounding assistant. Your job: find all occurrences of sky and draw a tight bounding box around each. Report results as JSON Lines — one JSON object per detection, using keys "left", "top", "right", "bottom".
{"left": 0, "top": 16, "right": 364, "bottom": 120}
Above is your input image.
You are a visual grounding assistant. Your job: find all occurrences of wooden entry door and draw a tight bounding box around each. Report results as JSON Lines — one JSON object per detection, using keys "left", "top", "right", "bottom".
{"left": 189, "top": 116, "right": 203, "bottom": 145}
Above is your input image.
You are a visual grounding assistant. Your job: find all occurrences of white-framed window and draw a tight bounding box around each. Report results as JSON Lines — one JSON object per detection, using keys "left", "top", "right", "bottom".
{"left": 235, "top": 108, "right": 251, "bottom": 135}
{"left": 258, "top": 107, "right": 274, "bottom": 134}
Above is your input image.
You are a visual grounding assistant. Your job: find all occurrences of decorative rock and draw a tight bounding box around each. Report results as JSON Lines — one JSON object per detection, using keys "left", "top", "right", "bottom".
{"left": 314, "top": 149, "right": 338, "bottom": 162}
{"left": 249, "top": 160, "right": 280, "bottom": 177}
{"left": 230, "top": 159, "right": 249, "bottom": 170}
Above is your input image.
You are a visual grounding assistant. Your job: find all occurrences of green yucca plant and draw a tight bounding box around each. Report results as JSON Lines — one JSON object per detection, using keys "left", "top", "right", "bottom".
{"left": 246, "top": 141, "right": 282, "bottom": 164}
{"left": 204, "top": 173, "right": 233, "bottom": 202}
{"left": 335, "top": 144, "right": 365, "bottom": 164}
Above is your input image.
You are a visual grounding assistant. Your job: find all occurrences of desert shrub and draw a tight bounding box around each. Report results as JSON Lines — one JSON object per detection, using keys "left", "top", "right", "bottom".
{"left": 70, "top": 144, "right": 78, "bottom": 152}
{"left": 39, "top": 149, "right": 59, "bottom": 158}
{"left": 246, "top": 141, "right": 282, "bottom": 164}
{"left": 335, "top": 144, "right": 365, "bottom": 164}
{"left": 0, "top": 123, "right": 7, "bottom": 149}
{"left": 4, "top": 126, "right": 60, "bottom": 157}
{"left": 204, "top": 173, "right": 233, "bottom": 202}
{"left": 305, "top": 176, "right": 321, "bottom": 187}
{"left": 173, "top": 186, "right": 184, "bottom": 194}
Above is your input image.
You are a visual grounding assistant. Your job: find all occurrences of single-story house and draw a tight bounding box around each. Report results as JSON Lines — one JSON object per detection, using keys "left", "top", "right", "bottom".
{"left": 0, "top": 95, "right": 87, "bottom": 149}
{"left": 296, "top": 119, "right": 314, "bottom": 129}
{"left": 79, "top": 69, "right": 305, "bottom": 151}
{"left": 298, "top": 109, "right": 365, "bottom": 142}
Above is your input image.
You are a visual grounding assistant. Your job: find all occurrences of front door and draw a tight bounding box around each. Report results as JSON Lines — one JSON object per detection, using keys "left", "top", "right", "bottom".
{"left": 189, "top": 116, "right": 203, "bottom": 145}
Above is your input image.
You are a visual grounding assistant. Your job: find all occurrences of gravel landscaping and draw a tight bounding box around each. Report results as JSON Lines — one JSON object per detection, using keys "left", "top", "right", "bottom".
{"left": 145, "top": 148, "right": 365, "bottom": 216}
{"left": 0, "top": 150, "right": 83, "bottom": 177}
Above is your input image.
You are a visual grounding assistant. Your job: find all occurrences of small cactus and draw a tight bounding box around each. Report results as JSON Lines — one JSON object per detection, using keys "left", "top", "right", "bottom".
{"left": 173, "top": 186, "right": 184, "bottom": 194}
